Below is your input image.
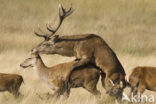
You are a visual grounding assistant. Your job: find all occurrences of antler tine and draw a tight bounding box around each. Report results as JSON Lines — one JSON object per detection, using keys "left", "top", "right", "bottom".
{"left": 47, "top": 4, "right": 74, "bottom": 38}
{"left": 59, "top": 4, "right": 65, "bottom": 18}
{"left": 46, "top": 24, "right": 55, "bottom": 33}
{"left": 34, "top": 25, "right": 49, "bottom": 40}
{"left": 34, "top": 31, "right": 45, "bottom": 38}
{"left": 64, "top": 4, "right": 74, "bottom": 18}
{"left": 59, "top": 4, "right": 74, "bottom": 20}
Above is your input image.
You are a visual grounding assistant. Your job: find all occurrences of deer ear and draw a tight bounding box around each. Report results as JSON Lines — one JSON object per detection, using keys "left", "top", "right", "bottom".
{"left": 53, "top": 35, "right": 59, "bottom": 43}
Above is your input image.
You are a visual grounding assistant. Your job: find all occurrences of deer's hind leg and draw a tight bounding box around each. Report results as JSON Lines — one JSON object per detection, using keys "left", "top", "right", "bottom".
{"left": 63, "top": 89, "right": 70, "bottom": 99}
{"left": 84, "top": 79, "right": 101, "bottom": 99}
{"left": 137, "top": 81, "right": 146, "bottom": 102}
{"left": 101, "top": 72, "right": 106, "bottom": 89}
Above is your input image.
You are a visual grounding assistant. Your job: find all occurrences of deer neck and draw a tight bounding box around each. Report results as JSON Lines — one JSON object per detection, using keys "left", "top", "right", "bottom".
{"left": 55, "top": 41, "right": 75, "bottom": 57}
{"left": 33, "top": 55, "right": 48, "bottom": 81}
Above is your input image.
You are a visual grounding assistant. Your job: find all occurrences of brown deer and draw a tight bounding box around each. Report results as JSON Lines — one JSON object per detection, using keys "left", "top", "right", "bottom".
{"left": 0, "top": 73, "right": 23, "bottom": 97}
{"left": 126, "top": 66, "right": 156, "bottom": 97}
{"left": 20, "top": 52, "right": 102, "bottom": 99}
{"left": 31, "top": 4, "right": 126, "bottom": 101}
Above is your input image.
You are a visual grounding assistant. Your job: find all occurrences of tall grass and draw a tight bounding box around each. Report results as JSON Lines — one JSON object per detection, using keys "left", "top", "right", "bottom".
{"left": 0, "top": 52, "right": 156, "bottom": 104}
{"left": 0, "top": 0, "right": 156, "bottom": 104}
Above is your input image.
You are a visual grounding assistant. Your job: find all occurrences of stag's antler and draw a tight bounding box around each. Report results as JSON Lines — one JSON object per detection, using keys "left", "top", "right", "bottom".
{"left": 46, "top": 4, "right": 74, "bottom": 38}
{"left": 34, "top": 4, "right": 74, "bottom": 40}
{"left": 34, "top": 25, "right": 50, "bottom": 40}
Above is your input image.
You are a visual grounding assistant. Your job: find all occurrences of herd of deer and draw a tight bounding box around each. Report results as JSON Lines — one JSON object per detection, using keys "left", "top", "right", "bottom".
{"left": 1, "top": 4, "right": 156, "bottom": 103}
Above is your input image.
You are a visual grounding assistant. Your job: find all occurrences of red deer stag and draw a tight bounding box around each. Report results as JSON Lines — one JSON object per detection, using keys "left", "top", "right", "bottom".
{"left": 31, "top": 4, "right": 126, "bottom": 101}
{"left": 0, "top": 73, "right": 23, "bottom": 98}
{"left": 20, "top": 52, "right": 102, "bottom": 99}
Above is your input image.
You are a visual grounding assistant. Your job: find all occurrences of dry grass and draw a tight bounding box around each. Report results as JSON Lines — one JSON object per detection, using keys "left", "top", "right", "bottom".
{"left": 0, "top": 52, "right": 156, "bottom": 104}
{"left": 0, "top": 0, "right": 156, "bottom": 104}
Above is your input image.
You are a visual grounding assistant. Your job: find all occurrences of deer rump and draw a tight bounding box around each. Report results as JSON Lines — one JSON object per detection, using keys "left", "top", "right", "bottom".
{"left": 0, "top": 73, "right": 23, "bottom": 97}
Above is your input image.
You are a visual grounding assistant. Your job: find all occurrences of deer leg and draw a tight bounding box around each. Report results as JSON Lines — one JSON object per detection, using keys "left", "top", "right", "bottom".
{"left": 101, "top": 73, "right": 106, "bottom": 89}
{"left": 15, "top": 85, "right": 22, "bottom": 98}
{"left": 84, "top": 80, "right": 101, "bottom": 99}
{"left": 51, "top": 86, "right": 69, "bottom": 100}
{"left": 8, "top": 88, "right": 19, "bottom": 98}
{"left": 63, "top": 89, "right": 70, "bottom": 99}
{"left": 85, "top": 87, "right": 101, "bottom": 99}
{"left": 9, "top": 82, "right": 23, "bottom": 98}
{"left": 137, "top": 83, "right": 145, "bottom": 95}
{"left": 137, "top": 83, "right": 145, "bottom": 102}
{"left": 103, "top": 72, "right": 114, "bottom": 90}
{"left": 129, "top": 87, "right": 135, "bottom": 98}
{"left": 14, "top": 91, "right": 21, "bottom": 98}
{"left": 51, "top": 89, "right": 62, "bottom": 100}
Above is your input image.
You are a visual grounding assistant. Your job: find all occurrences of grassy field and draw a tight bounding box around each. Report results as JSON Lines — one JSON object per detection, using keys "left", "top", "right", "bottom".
{"left": 0, "top": 0, "right": 156, "bottom": 104}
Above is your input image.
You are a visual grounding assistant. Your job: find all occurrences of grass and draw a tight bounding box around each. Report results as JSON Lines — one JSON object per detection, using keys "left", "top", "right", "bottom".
{"left": 0, "top": 0, "right": 156, "bottom": 104}
{"left": 1, "top": 52, "right": 156, "bottom": 104}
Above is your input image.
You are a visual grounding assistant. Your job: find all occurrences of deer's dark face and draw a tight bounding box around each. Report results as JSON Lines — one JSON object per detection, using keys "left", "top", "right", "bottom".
{"left": 32, "top": 35, "right": 59, "bottom": 54}
{"left": 105, "top": 79, "right": 125, "bottom": 98}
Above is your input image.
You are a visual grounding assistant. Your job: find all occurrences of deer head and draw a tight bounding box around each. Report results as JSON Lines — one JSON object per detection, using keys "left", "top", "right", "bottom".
{"left": 32, "top": 4, "right": 74, "bottom": 54}
{"left": 105, "top": 78, "right": 125, "bottom": 99}
{"left": 20, "top": 53, "right": 38, "bottom": 68}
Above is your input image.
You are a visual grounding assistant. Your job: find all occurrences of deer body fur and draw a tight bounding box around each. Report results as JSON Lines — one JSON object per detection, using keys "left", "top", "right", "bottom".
{"left": 0, "top": 73, "right": 23, "bottom": 97}
{"left": 126, "top": 66, "right": 156, "bottom": 97}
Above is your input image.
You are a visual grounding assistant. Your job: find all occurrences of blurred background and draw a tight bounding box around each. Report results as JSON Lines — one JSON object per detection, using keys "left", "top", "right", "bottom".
{"left": 0, "top": 0, "right": 156, "bottom": 104}
{"left": 0, "top": 0, "right": 156, "bottom": 56}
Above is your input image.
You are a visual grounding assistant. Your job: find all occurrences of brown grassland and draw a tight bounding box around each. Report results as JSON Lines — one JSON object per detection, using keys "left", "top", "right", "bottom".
{"left": 0, "top": 0, "right": 156, "bottom": 104}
